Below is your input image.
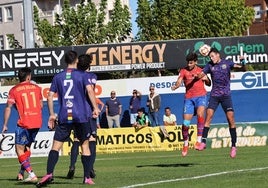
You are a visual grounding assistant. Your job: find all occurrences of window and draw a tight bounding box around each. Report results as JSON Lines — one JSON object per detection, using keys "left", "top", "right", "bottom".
{"left": 108, "top": 10, "right": 113, "bottom": 20}
{"left": 0, "top": 35, "right": 4, "bottom": 50}
{"left": 254, "top": 5, "right": 262, "bottom": 19}
{"left": 5, "top": 6, "right": 13, "bottom": 22}
{"left": 0, "top": 8, "right": 2, "bottom": 22}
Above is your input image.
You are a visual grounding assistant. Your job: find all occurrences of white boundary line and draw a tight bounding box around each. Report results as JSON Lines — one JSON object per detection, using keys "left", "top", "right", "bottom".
{"left": 120, "top": 166, "right": 268, "bottom": 188}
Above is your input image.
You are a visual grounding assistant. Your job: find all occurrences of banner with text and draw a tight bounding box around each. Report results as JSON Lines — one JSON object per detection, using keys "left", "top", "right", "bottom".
{"left": 0, "top": 131, "right": 54, "bottom": 159}
{"left": 0, "top": 71, "right": 267, "bottom": 102}
{"left": 0, "top": 35, "right": 267, "bottom": 77}
{"left": 0, "top": 123, "right": 267, "bottom": 158}
{"left": 62, "top": 126, "right": 197, "bottom": 155}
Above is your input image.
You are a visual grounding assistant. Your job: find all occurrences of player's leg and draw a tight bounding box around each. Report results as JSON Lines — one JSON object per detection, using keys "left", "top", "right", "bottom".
{"left": 89, "top": 137, "right": 96, "bottom": 178}
{"left": 222, "top": 96, "right": 237, "bottom": 158}
{"left": 17, "top": 147, "right": 28, "bottom": 181}
{"left": 37, "top": 124, "right": 71, "bottom": 187}
{"left": 67, "top": 135, "right": 80, "bottom": 179}
{"left": 181, "top": 99, "right": 194, "bottom": 157}
{"left": 89, "top": 118, "right": 97, "bottom": 178}
{"left": 182, "top": 118, "right": 191, "bottom": 157}
{"left": 16, "top": 145, "right": 37, "bottom": 182}
{"left": 15, "top": 127, "right": 38, "bottom": 183}
{"left": 197, "top": 96, "right": 219, "bottom": 151}
{"left": 76, "top": 122, "right": 95, "bottom": 185}
{"left": 96, "top": 116, "right": 101, "bottom": 129}
{"left": 195, "top": 95, "right": 207, "bottom": 149}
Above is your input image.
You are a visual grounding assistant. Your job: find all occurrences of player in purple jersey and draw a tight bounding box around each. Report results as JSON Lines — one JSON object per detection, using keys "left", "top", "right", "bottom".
{"left": 196, "top": 48, "right": 246, "bottom": 158}
{"left": 36, "top": 51, "right": 99, "bottom": 187}
{"left": 67, "top": 54, "right": 98, "bottom": 180}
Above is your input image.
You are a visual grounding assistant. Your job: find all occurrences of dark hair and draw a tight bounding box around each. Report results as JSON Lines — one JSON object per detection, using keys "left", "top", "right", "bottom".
{"left": 137, "top": 108, "right": 145, "bottom": 113}
{"left": 77, "top": 54, "right": 92, "bottom": 71}
{"left": 18, "top": 67, "right": 31, "bottom": 82}
{"left": 208, "top": 48, "right": 220, "bottom": 56}
{"left": 186, "top": 52, "right": 198, "bottom": 62}
{"left": 65, "top": 50, "right": 78, "bottom": 65}
{"left": 165, "top": 107, "right": 171, "bottom": 111}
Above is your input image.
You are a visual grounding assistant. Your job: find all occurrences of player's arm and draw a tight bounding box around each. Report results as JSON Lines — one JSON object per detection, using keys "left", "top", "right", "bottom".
{"left": 86, "top": 85, "right": 99, "bottom": 118}
{"left": 195, "top": 71, "right": 206, "bottom": 79}
{"left": 38, "top": 87, "right": 44, "bottom": 109}
{"left": 47, "top": 91, "right": 57, "bottom": 130}
{"left": 40, "top": 100, "right": 44, "bottom": 109}
{"left": 233, "top": 57, "right": 247, "bottom": 71}
{"left": 202, "top": 74, "right": 211, "bottom": 86}
{"left": 2, "top": 103, "right": 13, "bottom": 134}
{"left": 171, "top": 76, "right": 183, "bottom": 91}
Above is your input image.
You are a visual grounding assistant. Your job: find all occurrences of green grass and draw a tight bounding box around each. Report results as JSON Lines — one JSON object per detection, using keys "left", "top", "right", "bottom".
{"left": 0, "top": 146, "right": 268, "bottom": 188}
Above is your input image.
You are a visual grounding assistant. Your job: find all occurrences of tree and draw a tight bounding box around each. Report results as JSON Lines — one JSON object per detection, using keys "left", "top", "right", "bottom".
{"left": 136, "top": 0, "right": 255, "bottom": 41}
{"left": 7, "top": 34, "right": 22, "bottom": 49}
{"left": 107, "top": 0, "right": 132, "bottom": 43}
{"left": 33, "top": 0, "right": 131, "bottom": 47}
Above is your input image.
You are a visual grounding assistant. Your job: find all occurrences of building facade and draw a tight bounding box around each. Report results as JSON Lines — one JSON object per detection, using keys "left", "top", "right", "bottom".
{"left": 245, "top": 0, "right": 268, "bottom": 35}
{"left": 0, "top": 0, "right": 131, "bottom": 50}
{"left": 1, "top": 1, "right": 267, "bottom": 50}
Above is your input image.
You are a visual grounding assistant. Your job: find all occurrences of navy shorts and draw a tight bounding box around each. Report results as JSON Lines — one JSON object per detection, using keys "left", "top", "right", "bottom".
{"left": 15, "top": 126, "right": 39, "bottom": 146}
{"left": 54, "top": 122, "right": 91, "bottom": 143}
{"left": 208, "top": 95, "right": 234, "bottom": 112}
{"left": 89, "top": 118, "right": 97, "bottom": 138}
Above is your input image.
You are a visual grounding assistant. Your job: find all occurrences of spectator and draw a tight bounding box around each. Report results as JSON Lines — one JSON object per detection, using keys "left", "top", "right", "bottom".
{"left": 133, "top": 108, "right": 150, "bottom": 129}
{"left": 163, "top": 107, "right": 177, "bottom": 126}
{"left": 105, "top": 91, "right": 122, "bottom": 128}
{"left": 129, "top": 89, "right": 142, "bottom": 126}
{"left": 1, "top": 67, "right": 43, "bottom": 183}
{"left": 96, "top": 97, "right": 105, "bottom": 128}
{"left": 146, "top": 86, "right": 161, "bottom": 126}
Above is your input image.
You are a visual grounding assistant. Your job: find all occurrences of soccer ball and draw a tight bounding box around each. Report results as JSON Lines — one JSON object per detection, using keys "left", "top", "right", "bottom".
{"left": 199, "top": 44, "right": 211, "bottom": 57}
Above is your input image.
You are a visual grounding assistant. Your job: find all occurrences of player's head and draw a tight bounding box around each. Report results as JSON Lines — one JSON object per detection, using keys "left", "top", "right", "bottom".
{"left": 208, "top": 48, "right": 221, "bottom": 64}
{"left": 77, "top": 54, "right": 92, "bottom": 71}
{"left": 18, "top": 67, "right": 31, "bottom": 82}
{"left": 186, "top": 52, "right": 198, "bottom": 69}
{"left": 65, "top": 50, "right": 78, "bottom": 65}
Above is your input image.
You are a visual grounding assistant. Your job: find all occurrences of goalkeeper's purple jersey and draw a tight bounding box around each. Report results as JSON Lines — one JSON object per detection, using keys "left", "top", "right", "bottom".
{"left": 203, "top": 59, "right": 234, "bottom": 97}
{"left": 50, "top": 68, "right": 93, "bottom": 124}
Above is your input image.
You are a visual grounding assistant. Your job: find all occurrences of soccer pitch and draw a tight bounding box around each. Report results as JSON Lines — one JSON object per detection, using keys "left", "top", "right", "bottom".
{"left": 0, "top": 146, "right": 267, "bottom": 188}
